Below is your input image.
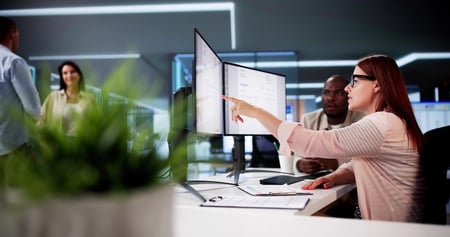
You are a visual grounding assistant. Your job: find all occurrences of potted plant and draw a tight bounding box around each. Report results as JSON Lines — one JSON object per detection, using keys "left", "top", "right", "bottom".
{"left": 1, "top": 61, "right": 185, "bottom": 237}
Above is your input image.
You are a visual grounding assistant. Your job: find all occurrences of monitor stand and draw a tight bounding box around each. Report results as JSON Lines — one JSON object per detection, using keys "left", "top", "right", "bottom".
{"left": 226, "top": 135, "right": 246, "bottom": 184}
{"left": 226, "top": 136, "right": 287, "bottom": 185}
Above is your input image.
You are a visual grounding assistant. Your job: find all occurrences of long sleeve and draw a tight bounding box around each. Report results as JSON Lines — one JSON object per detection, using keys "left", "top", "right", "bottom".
{"left": 281, "top": 114, "right": 386, "bottom": 159}
{"left": 277, "top": 112, "right": 422, "bottom": 222}
{"left": 10, "top": 58, "right": 41, "bottom": 121}
{"left": 37, "top": 91, "right": 65, "bottom": 132}
{"left": 0, "top": 45, "right": 41, "bottom": 155}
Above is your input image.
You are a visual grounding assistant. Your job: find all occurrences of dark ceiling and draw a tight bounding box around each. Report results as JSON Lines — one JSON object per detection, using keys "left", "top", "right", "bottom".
{"left": 1, "top": 0, "right": 450, "bottom": 108}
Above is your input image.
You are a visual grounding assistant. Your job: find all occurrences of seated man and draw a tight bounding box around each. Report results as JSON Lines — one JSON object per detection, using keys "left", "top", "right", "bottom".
{"left": 296, "top": 75, "right": 365, "bottom": 174}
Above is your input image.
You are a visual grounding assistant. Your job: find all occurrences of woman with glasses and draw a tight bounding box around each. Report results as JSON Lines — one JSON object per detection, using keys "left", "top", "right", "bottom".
{"left": 223, "top": 54, "right": 425, "bottom": 222}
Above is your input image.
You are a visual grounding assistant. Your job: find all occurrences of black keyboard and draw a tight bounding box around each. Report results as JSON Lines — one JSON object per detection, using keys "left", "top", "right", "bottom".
{"left": 259, "top": 170, "right": 332, "bottom": 185}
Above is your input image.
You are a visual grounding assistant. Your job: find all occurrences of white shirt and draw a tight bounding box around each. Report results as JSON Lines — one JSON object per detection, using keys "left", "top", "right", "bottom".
{"left": 0, "top": 44, "right": 41, "bottom": 155}
{"left": 63, "top": 102, "right": 83, "bottom": 136}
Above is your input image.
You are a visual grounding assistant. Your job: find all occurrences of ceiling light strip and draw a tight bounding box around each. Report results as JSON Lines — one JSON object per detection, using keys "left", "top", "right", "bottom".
{"left": 286, "top": 83, "right": 323, "bottom": 89}
{"left": 299, "top": 60, "right": 357, "bottom": 67}
{"left": 28, "top": 53, "right": 141, "bottom": 61}
{"left": 396, "top": 52, "right": 450, "bottom": 67}
{"left": 0, "top": 3, "right": 234, "bottom": 15}
{"left": 0, "top": 2, "right": 236, "bottom": 49}
{"left": 286, "top": 95, "right": 316, "bottom": 100}
{"left": 250, "top": 52, "right": 450, "bottom": 68}
{"left": 228, "top": 5, "right": 236, "bottom": 50}
{"left": 256, "top": 61, "right": 299, "bottom": 68}
{"left": 253, "top": 60, "right": 357, "bottom": 68}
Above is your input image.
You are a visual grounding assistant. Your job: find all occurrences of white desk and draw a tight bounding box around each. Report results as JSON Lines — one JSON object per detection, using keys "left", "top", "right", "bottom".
{"left": 173, "top": 206, "right": 450, "bottom": 237}
{"left": 175, "top": 169, "right": 355, "bottom": 216}
{"left": 173, "top": 170, "right": 450, "bottom": 237}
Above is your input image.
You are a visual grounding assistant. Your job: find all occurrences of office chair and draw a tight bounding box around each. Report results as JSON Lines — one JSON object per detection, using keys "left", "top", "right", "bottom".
{"left": 419, "top": 125, "right": 450, "bottom": 225}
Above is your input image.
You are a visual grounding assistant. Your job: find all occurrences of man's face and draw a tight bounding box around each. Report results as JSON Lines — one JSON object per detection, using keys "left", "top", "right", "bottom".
{"left": 321, "top": 79, "right": 349, "bottom": 118}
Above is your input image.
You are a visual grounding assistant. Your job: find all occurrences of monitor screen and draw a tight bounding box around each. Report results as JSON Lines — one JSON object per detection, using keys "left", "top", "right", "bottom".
{"left": 223, "top": 62, "right": 286, "bottom": 135}
{"left": 412, "top": 102, "right": 450, "bottom": 132}
{"left": 194, "top": 28, "right": 223, "bottom": 135}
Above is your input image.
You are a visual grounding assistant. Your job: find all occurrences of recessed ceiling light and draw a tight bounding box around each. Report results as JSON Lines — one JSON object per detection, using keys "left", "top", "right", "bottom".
{"left": 28, "top": 53, "right": 141, "bottom": 60}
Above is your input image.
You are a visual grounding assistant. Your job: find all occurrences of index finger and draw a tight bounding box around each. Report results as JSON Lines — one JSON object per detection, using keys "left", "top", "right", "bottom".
{"left": 222, "top": 95, "right": 238, "bottom": 103}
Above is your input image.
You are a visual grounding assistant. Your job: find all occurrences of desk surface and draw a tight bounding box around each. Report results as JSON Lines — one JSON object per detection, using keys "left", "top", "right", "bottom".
{"left": 175, "top": 169, "right": 355, "bottom": 216}
{"left": 173, "top": 206, "right": 450, "bottom": 237}
{"left": 173, "top": 169, "right": 450, "bottom": 237}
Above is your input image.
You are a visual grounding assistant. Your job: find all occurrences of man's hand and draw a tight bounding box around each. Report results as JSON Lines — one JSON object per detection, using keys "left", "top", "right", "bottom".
{"left": 296, "top": 158, "right": 339, "bottom": 174}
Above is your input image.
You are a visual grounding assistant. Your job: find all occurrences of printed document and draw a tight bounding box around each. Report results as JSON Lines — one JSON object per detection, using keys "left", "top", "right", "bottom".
{"left": 200, "top": 195, "right": 310, "bottom": 210}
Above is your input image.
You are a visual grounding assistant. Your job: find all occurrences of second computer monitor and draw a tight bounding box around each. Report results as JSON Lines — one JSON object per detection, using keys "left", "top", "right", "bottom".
{"left": 223, "top": 62, "right": 286, "bottom": 135}
{"left": 194, "top": 28, "right": 223, "bottom": 135}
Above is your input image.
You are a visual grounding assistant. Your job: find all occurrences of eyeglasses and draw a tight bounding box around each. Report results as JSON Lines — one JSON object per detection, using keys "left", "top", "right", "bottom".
{"left": 349, "top": 74, "right": 376, "bottom": 88}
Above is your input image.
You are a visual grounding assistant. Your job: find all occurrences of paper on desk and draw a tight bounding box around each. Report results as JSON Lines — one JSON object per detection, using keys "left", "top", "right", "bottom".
{"left": 200, "top": 195, "right": 310, "bottom": 210}
{"left": 238, "top": 185, "right": 312, "bottom": 196}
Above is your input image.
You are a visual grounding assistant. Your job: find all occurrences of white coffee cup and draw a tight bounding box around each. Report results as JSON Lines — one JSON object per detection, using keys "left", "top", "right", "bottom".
{"left": 278, "top": 154, "right": 294, "bottom": 173}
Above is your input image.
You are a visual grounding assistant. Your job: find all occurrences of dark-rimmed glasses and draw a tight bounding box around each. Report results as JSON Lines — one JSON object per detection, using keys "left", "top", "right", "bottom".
{"left": 349, "top": 74, "right": 376, "bottom": 88}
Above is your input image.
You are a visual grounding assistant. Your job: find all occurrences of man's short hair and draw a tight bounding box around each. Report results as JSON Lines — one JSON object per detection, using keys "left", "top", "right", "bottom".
{"left": 0, "top": 16, "right": 17, "bottom": 42}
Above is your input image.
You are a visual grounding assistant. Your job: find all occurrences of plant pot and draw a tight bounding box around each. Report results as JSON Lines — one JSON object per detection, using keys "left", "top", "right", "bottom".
{"left": 4, "top": 185, "right": 173, "bottom": 237}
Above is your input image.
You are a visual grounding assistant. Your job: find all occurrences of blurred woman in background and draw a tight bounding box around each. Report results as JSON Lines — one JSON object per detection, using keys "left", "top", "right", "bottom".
{"left": 38, "top": 61, "right": 98, "bottom": 137}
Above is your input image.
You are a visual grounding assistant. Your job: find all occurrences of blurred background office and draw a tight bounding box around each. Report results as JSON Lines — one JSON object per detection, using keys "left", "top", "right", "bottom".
{"left": 1, "top": 0, "right": 449, "bottom": 175}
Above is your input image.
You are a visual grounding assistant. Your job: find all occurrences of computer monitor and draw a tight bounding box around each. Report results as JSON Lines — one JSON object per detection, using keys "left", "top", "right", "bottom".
{"left": 412, "top": 102, "right": 450, "bottom": 133}
{"left": 188, "top": 30, "right": 287, "bottom": 186}
{"left": 194, "top": 28, "right": 223, "bottom": 135}
{"left": 176, "top": 29, "right": 236, "bottom": 187}
{"left": 223, "top": 62, "right": 286, "bottom": 135}
{"left": 222, "top": 62, "right": 286, "bottom": 181}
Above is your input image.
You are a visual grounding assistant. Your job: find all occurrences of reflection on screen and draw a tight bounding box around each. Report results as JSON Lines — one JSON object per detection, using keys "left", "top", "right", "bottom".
{"left": 194, "top": 29, "right": 223, "bottom": 135}
{"left": 224, "top": 62, "right": 286, "bottom": 135}
{"left": 412, "top": 102, "right": 450, "bottom": 132}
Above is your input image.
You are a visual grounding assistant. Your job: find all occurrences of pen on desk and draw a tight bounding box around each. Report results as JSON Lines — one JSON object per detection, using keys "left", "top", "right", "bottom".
{"left": 267, "top": 192, "right": 313, "bottom": 196}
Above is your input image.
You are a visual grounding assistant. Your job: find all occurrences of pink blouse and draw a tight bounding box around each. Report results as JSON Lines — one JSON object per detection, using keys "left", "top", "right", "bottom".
{"left": 277, "top": 111, "right": 423, "bottom": 222}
